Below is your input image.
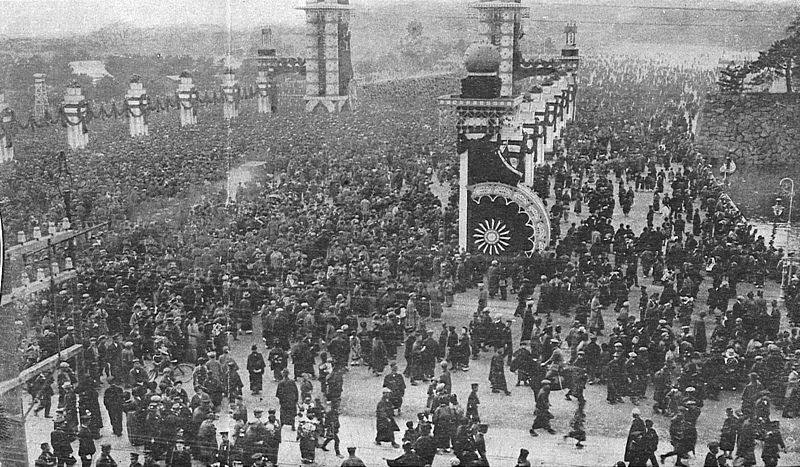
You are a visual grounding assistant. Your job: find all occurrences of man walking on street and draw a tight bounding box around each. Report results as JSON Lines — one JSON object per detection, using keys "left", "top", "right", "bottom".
{"left": 246, "top": 344, "right": 266, "bottom": 395}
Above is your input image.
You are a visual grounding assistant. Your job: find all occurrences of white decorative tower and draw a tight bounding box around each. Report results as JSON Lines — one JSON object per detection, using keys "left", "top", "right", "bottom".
{"left": 222, "top": 68, "right": 239, "bottom": 120}
{"left": 0, "top": 92, "right": 15, "bottom": 163}
{"left": 256, "top": 28, "right": 277, "bottom": 114}
{"left": 177, "top": 71, "right": 198, "bottom": 127}
{"left": 125, "top": 75, "right": 149, "bottom": 137}
{"left": 33, "top": 73, "right": 49, "bottom": 120}
{"left": 62, "top": 82, "right": 88, "bottom": 150}
{"left": 298, "top": 0, "right": 355, "bottom": 113}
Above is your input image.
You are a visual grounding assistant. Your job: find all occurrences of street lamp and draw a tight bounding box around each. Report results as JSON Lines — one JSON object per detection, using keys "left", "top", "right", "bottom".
{"left": 780, "top": 177, "right": 795, "bottom": 253}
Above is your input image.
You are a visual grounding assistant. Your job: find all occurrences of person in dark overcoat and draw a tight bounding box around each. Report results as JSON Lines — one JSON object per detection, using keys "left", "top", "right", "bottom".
{"left": 375, "top": 388, "right": 400, "bottom": 447}
{"left": 489, "top": 347, "right": 510, "bottom": 395}
{"left": 246, "top": 345, "right": 265, "bottom": 395}
{"left": 624, "top": 408, "right": 646, "bottom": 465}
{"left": 275, "top": 369, "right": 298, "bottom": 430}
{"left": 103, "top": 377, "right": 124, "bottom": 437}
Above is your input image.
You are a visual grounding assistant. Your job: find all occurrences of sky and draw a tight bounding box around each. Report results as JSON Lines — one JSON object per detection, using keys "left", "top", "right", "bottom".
{"left": 0, "top": 0, "right": 794, "bottom": 38}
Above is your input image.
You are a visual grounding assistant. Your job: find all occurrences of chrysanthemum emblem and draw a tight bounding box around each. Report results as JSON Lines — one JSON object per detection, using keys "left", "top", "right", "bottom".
{"left": 473, "top": 219, "right": 511, "bottom": 256}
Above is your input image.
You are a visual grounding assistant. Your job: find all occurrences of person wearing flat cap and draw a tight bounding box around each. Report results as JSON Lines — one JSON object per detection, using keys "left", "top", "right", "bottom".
{"left": 705, "top": 441, "right": 725, "bottom": 467}
{"left": 35, "top": 442, "right": 57, "bottom": 467}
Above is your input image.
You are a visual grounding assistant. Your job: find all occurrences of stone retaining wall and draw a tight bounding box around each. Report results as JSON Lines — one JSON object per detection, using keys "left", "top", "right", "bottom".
{"left": 696, "top": 92, "right": 800, "bottom": 166}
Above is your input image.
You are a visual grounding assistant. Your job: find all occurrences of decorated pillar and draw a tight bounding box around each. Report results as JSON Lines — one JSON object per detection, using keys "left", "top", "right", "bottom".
{"left": 533, "top": 110, "right": 547, "bottom": 162}
{"left": 0, "top": 92, "right": 15, "bottom": 163}
{"left": 256, "top": 28, "right": 277, "bottom": 114}
{"left": 177, "top": 71, "right": 198, "bottom": 127}
{"left": 298, "top": 0, "right": 354, "bottom": 113}
{"left": 62, "top": 82, "right": 88, "bottom": 150}
{"left": 561, "top": 22, "right": 580, "bottom": 72}
{"left": 568, "top": 80, "right": 578, "bottom": 120}
{"left": 439, "top": 42, "right": 550, "bottom": 257}
{"left": 125, "top": 76, "right": 149, "bottom": 137}
{"left": 543, "top": 97, "right": 557, "bottom": 155}
{"left": 222, "top": 68, "right": 239, "bottom": 120}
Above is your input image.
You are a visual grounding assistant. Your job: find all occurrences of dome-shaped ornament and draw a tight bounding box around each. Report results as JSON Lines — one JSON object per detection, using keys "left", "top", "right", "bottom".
{"left": 464, "top": 43, "right": 501, "bottom": 73}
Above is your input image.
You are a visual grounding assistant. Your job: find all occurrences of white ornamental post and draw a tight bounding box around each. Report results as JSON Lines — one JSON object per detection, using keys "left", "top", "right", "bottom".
{"left": 0, "top": 92, "right": 14, "bottom": 163}
{"left": 256, "top": 71, "right": 272, "bottom": 114}
{"left": 63, "top": 83, "right": 88, "bottom": 150}
{"left": 177, "top": 71, "right": 197, "bottom": 127}
{"left": 257, "top": 28, "right": 275, "bottom": 114}
{"left": 125, "top": 76, "right": 149, "bottom": 137}
{"left": 222, "top": 68, "right": 238, "bottom": 120}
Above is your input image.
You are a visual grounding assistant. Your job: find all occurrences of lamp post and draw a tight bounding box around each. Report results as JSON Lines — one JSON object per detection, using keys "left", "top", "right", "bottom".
{"left": 780, "top": 177, "right": 795, "bottom": 253}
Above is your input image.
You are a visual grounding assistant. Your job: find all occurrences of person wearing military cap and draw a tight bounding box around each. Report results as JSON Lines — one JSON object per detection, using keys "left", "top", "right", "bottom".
{"left": 77, "top": 421, "right": 96, "bottom": 467}
{"left": 167, "top": 438, "right": 192, "bottom": 467}
{"left": 128, "top": 453, "right": 142, "bottom": 467}
{"left": 95, "top": 444, "right": 116, "bottom": 467}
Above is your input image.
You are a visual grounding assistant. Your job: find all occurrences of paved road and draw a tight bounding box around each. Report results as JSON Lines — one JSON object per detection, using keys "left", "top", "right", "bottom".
{"left": 23, "top": 164, "right": 800, "bottom": 466}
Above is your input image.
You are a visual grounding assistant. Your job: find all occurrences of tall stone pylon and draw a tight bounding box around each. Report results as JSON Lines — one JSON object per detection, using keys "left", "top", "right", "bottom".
{"left": 33, "top": 73, "right": 49, "bottom": 120}
{"left": 221, "top": 68, "right": 239, "bottom": 120}
{"left": 256, "top": 28, "right": 277, "bottom": 114}
{"left": 177, "top": 71, "right": 198, "bottom": 127}
{"left": 62, "top": 82, "right": 88, "bottom": 150}
{"left": 0, "top": 92, "right": 15, "bottom": 162}
{"left": 298, "top": 0, "right": 354, "bottom": 113}
{"left": 125, "top": 75, "right": 149, "bottom": 137}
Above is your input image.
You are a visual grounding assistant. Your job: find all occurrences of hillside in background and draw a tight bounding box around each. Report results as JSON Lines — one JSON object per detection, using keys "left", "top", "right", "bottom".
{"left": 0, "top": 0, "right": 796, "bottom": 110}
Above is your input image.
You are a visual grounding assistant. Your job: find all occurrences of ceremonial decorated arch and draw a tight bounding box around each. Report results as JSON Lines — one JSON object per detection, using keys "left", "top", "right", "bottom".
{"left": 468, "top": 182, "right": 550, "bottom": 257}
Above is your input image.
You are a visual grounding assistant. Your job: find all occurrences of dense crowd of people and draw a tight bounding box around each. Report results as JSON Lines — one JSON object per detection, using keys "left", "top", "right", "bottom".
{"left": 5, "top": 49, "right": 798, "bottom": 467}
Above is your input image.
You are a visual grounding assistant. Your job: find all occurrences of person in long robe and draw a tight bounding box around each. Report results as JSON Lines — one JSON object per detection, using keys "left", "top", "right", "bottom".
{"left": 489, "top": 348, "right": 510, "bottom": 395}
{"left": 122, "top": 393, "right": 143, "bottom": 446}
{"left": 371, "top": 334, "right": 388, "bottom": 376}
{"left": 375, "top": 388, "right": 399, "bottom": 447}
{"left": 275, "top": 369, "right": 298, "bottom": 430}
{"left": 718, "top": 408, "right": 740, "bottom": 458}
{"left": 565, "top": 398, "right": 586, "bottom": 448}
{"left": 297, "top": 415, "right": 318, "bottom": 464}
{"left": 735, "top": 418, "right": 757, "bottom": 467}
{"left": 246, "top": 345, "right": 266, "bottom": 395}
{"left": 624, "top": 408, "right": 646, "bottom": 465}
{"left": 530, "top": 380, "right": 555, "bottom": 436}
